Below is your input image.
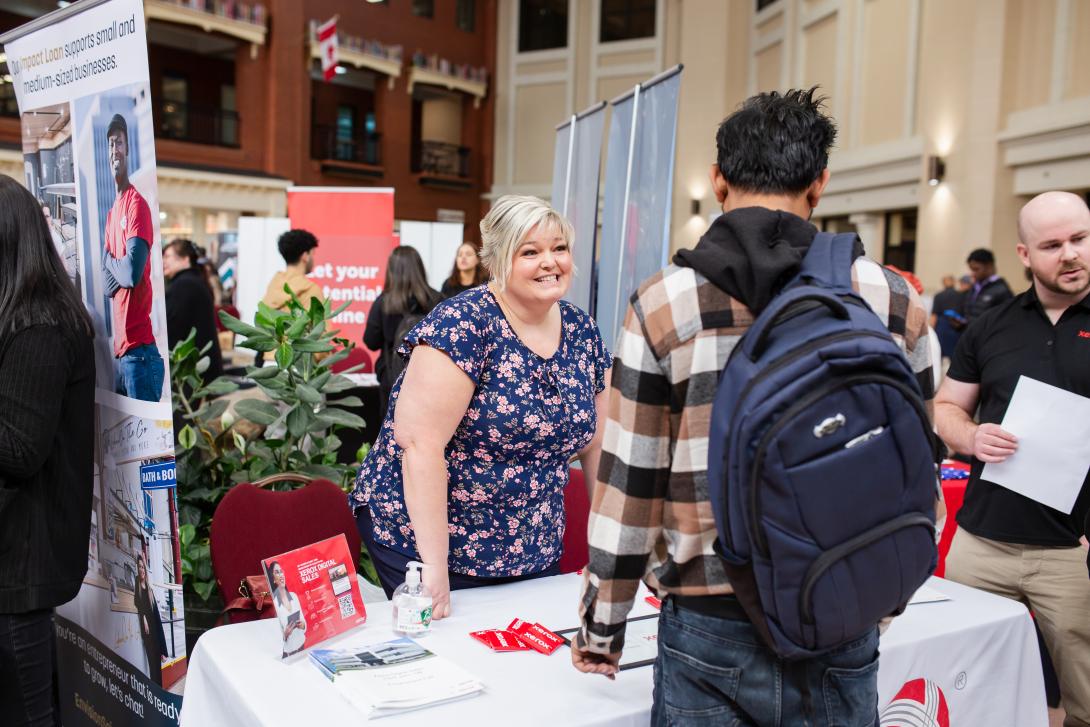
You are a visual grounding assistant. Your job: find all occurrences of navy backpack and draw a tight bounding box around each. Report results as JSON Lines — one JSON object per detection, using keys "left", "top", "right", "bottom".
{"left": 707, "top": 232, "right": 939, "bottom": 660}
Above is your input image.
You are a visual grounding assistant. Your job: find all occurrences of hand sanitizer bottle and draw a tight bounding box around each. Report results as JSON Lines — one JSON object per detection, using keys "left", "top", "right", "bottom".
{"left": 392, "top": 561, "right": 433, "bottom": 636}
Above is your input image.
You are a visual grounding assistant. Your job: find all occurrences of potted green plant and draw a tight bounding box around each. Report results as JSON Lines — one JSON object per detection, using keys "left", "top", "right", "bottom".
{"left": 172, "top": 292, "right": 375, "bottom": 644}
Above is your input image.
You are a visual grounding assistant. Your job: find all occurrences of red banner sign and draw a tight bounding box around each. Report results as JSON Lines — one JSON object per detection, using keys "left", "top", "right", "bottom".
{"left": 287, "top": 187, "right": 396, "bottom": 354}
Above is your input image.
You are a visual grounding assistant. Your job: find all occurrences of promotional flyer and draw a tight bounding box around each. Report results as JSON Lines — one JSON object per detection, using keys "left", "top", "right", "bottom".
{"left": 1, "top": 0, "right": 184, "bottom": 723}
{"left": 262, "top": 534, "right": 368, "bottom": 658}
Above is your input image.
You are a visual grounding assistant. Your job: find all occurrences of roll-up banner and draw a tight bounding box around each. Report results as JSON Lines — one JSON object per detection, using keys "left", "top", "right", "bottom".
{"left": 286, "top": 187, "right": 397, "bottom": 356}
{"left": 596, "top": 66, "right": 683, "bottom": 350}
{"left": 1, "top": 0, "right": 185, "bottom": 724}
{"left": 552, "top": 102, "right": 608, "bottom": 316}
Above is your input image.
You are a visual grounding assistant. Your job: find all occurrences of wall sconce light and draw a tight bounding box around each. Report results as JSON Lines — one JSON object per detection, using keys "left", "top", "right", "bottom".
{"left": 690, "top": 198, "right": 701, "bottom": 216}
{"left": 927, "top": 156, "right": 945, "bottom": 187}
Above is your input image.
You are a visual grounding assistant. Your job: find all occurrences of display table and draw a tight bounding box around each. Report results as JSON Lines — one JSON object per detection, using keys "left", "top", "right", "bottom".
{"left": 180, "top": 574, "right": 1047, "bottom": 726}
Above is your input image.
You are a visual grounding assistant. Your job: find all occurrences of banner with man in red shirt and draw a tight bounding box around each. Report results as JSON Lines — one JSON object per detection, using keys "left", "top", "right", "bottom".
{"left": 102, "top": 113, "right": 162, "bottom": 402}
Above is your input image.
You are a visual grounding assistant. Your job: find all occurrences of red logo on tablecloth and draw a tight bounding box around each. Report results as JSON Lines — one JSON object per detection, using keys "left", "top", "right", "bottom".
{"left": 880, "top": 678, "right": 950, "bottom": 727}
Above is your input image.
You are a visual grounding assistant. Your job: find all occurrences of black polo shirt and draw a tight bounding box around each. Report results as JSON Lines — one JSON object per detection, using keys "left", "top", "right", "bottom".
{"left": 948, "top": 286, "right": 1090, "bottom": 546}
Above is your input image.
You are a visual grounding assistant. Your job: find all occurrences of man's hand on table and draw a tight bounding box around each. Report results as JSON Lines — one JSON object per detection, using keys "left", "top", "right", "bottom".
{"left": 571, "top": 644, "right": 621, "bottom": 680}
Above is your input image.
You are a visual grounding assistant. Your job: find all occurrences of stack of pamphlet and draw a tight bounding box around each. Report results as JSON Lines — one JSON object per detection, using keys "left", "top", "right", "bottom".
{"left": 310, "top": 637, "right": 484, "bottom": 719}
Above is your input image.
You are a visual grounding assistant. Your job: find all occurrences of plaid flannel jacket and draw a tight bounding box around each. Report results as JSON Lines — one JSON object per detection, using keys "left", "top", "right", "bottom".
{"left": 576, "top": 257, "right": 936, "bottom": 655}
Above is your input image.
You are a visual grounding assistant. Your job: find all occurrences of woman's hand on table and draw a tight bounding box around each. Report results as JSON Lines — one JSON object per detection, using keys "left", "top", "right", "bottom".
{"left": 423, "top": 566, "right": 452, "bottom": 620}
{"left": 571, "top": 644, "right": 621, "bottom": 680}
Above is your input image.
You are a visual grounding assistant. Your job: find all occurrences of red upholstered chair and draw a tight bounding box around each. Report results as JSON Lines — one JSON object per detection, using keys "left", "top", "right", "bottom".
{"left": 560, "top": 468, "right": 591, "bottom": 574}
{"left": 209, "top": 474, "right": 361, "bottom": 623}
{"left": 331, "top": 346, "right": 373, "bottom": 374}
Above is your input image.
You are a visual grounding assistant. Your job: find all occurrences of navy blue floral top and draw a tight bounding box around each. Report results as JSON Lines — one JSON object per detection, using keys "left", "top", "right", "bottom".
{"left": 351, "top": 286, "right": 612, "bottom": 577}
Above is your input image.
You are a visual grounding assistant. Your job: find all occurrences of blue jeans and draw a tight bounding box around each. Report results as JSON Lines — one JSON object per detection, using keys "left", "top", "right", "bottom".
{"left": 0, "top": 609, "right": 58, "bottom": 727}
{"left": 116, "top": 343, "right": 164, "bottom": 402}
{"left": 652, "top": 597, "right": 880, "bottom": 727}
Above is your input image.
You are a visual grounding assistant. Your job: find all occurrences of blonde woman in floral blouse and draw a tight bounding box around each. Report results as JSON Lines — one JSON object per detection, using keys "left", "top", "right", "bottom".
{"left": 351, "top": 195, "right": 612, "bottom": 618}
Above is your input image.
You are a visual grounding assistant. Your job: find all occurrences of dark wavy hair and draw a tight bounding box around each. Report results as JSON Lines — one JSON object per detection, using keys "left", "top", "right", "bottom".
{"left": 715, "top": 87, "right": 838, "bottom": 195}
{"left": 382, "top": 246, "right": 439, "bottom": 316}
{"left": 0, "top": 174, "right": 92, "bottom": 337}
{"left": 277, "top": 228, "right": 318, "bottom": 265}
{"left": 444, "top": 242, "right": 488, "bottom": 290}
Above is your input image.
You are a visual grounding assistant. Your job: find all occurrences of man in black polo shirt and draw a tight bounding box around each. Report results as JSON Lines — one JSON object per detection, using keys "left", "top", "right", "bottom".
{"left": 936, "top": 190, "right": 1090, "bottom": 727}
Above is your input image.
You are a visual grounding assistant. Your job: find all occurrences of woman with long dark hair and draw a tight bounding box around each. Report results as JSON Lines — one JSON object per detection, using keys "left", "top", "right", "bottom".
{"left": 363, "top": 246, "right": 441, "bottom": 413}
{"left": 0, "top": 174, "right": 95, "bottom": 725}
{"left": 440, "top": 242, "right": 488, "bottom": 299}
{"left": 133, "top": 552, "right": 167, "bottom": 686}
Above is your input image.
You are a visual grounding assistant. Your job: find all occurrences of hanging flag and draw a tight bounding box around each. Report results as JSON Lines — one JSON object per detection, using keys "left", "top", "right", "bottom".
{"left": 318, "top": 15, "right": 339, "bottom": 82}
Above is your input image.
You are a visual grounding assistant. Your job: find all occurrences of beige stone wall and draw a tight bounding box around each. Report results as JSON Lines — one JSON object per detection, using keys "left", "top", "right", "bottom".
{"left": 492, "top": 0, "right": 1090, "bottom": 297}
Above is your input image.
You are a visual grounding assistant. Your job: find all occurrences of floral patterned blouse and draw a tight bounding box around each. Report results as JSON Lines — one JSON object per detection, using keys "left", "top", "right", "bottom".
{"left": 351, "top": 285, "right": 612, "bottom": 577}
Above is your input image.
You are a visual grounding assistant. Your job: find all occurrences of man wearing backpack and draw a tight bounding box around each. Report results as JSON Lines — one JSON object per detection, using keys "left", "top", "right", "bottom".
{"left": 571, "top": 88, "right": 938, "bottom": 725}
{"left": 936, "top": 191, "right": 1090, "bottom": 727}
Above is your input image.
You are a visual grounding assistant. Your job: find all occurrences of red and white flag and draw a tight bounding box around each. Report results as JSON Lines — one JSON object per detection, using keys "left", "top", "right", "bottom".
{"left": 317, "top": 16, "right": 338, "bottom": 82}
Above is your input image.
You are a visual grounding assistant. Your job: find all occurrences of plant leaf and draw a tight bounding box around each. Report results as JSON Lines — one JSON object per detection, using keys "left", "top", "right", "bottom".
{"left": 329, "top": 395, "right": 363, "bottom": 408}
{"left": 275, "top": 342, "right": 293, "bottom": 370}
{"left": 196, "top": 379, "right": 239, "bottom": 397}
{"left": 295, "top": 383, "right": 322, "bottom": 404}
{"left": 178, "top": 425, "right": 197, "bottom": 450}
{"left": 286, "top": 315, "right": 309, "bottom": 341}
{"left": 287, "top": 405, "right": 313, "bottom": 439}
{"left": 315, "top": 407, "right": 365, "bottom": 429}
{"left": 218, "top": 310, "right": 264, "bottom": 338}
{"left": 293, "top": 340, "right": 334, "bottom": 353}
{"left": 194, "top": 580, "right": 215, "bottom": 602}
{"left": 298, "top": 463, "right": 345, "bottom": 480}
{"left": 238, "top": 336, "right": 278, "bottom": 352}
{"left": 234, "top": 399, "right": 281, "bottom": 426}
{"left": 246, "top": 365, "right": 280, "bottom": 380}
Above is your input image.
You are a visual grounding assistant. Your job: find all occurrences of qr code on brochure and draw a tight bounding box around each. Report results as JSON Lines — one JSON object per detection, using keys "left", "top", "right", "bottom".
{"left": 338, "top": 592, "right": 356, "bottom": 619}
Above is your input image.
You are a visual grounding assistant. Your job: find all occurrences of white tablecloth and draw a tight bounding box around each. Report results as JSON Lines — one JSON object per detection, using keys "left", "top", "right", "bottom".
{"left": 180, "top": 575, "right": 1047, "bottom": 726}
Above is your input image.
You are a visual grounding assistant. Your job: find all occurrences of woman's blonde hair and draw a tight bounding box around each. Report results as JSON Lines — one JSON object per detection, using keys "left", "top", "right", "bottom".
{"left": 479, "top": 195, "right": 574, "bottom": 291}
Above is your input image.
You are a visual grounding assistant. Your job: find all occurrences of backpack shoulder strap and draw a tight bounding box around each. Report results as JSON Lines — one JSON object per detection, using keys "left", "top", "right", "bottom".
{"left": 797, "top": 232, "right": 858, "bottom": 291}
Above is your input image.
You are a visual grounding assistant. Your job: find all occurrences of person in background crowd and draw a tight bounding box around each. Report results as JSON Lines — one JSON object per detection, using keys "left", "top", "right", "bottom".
{"left": 441, "top": 241, "right": 488, "bottom": 298}
{"left": 134, "top": 552, "right": 167, "bottom": 687}
{"left": 196, "top": 246, "right": 225, "bottom": 308}
{"left": 364, "top": 246, "right": 441, "bottom": 415}
{"left": 351, "top": 195, "right": 612, "bottom": 614}
{"left": 0, "top": 174, "right": 95, "bottom": 727}
{"left": 261, "top": 229, "right": 323, "bottom": 311}
{"left": 101, "top": 113, "right": 163, "bottom": 402}
{"left": 570, "top": 89, "right": 937, "bottom": 726}
{"left": 960, "top": 247, "right": 1014, "bottom": 327}
{"left": 937, "top": 191, "right": 1090, "bottom": 727}
{"left": 162, "top": 239, "right": 223, "bottom": 383}
{"left": 931, "top": 274, "right": 963, "bottom": 361}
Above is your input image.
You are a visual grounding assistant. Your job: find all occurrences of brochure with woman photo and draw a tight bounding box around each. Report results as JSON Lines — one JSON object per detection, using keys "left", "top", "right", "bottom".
{"left": 261, "top": 534, "right": 367, "bottom": 658}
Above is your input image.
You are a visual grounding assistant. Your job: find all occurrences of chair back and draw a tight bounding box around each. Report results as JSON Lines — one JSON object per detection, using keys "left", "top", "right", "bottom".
{"left": 209, "top": 476, "right": 361, "bottom": 621}
{"left": 560, "top": 468, "right": 591, "bottom": 574}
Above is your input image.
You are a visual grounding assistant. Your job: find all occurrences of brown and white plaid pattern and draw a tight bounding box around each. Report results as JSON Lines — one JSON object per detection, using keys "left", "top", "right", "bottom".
{"left": 577, "top": 257, "right": 935, "bottom": 654}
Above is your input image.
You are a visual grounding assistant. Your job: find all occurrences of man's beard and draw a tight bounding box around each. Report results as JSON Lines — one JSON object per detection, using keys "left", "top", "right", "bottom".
{"left": 1036, "top": 264, "right": 1090, "bottom": 297}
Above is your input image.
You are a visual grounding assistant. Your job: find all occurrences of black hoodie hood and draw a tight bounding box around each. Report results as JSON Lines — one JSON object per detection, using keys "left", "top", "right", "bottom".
{"left": 674, "top": 207, "right": 860, "bottom": 315}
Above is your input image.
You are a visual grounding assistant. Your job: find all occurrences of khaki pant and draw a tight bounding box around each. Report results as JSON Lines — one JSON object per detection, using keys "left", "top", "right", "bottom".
{"left": 946, "top": 528, "right": 1090, "bottom": 727}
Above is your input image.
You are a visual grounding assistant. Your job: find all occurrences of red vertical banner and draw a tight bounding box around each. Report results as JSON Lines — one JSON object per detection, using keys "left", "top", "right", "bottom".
{"left": 287, "top": 187, "right": 396, "bottom": 352}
